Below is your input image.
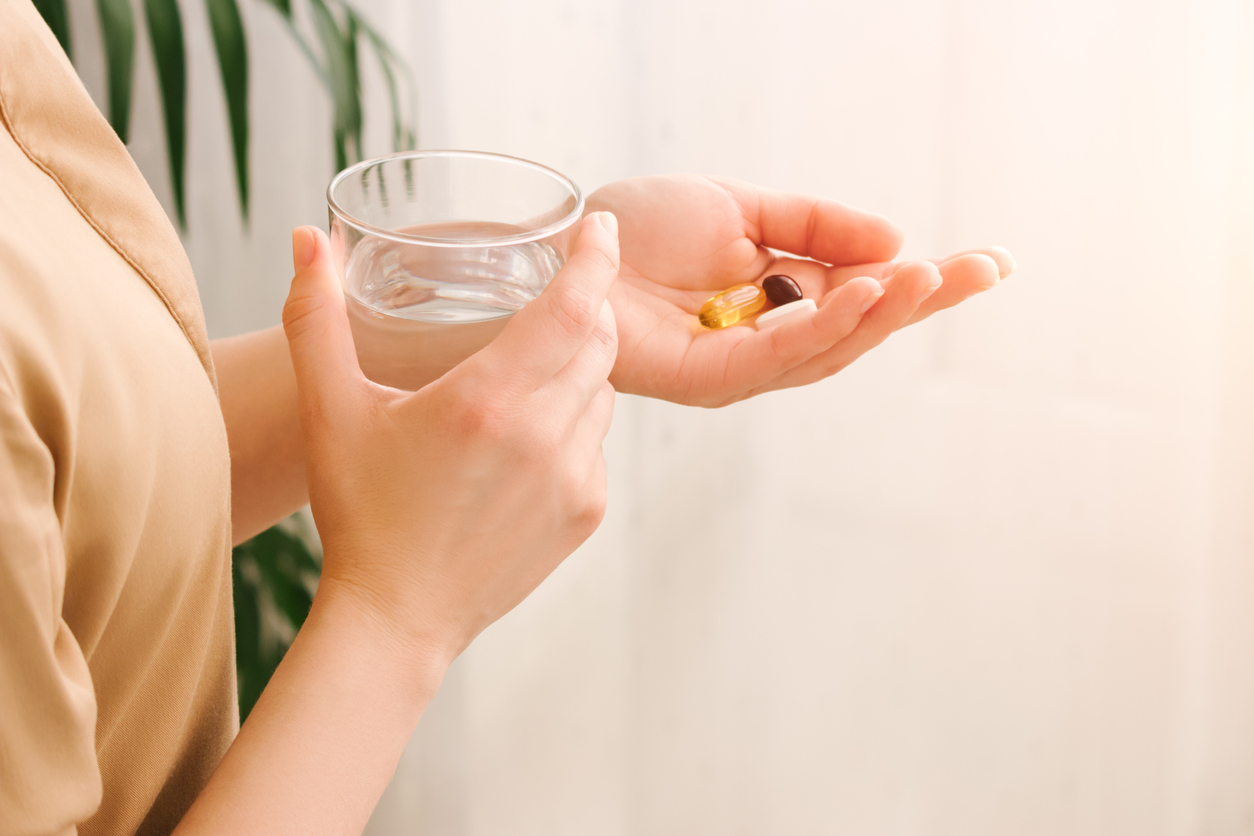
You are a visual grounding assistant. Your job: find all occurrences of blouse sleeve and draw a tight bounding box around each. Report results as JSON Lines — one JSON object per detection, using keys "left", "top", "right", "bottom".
{"left": 0, "top": 371, "right": 100, "bottom": 836}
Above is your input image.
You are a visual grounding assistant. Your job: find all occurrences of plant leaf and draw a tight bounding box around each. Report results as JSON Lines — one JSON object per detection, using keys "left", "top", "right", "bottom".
{"left": 32, "top": 0, "right": 72, "bottom": 57}
{"left": 256, "top": 0, "right": 291, "bottom": 18}
{"left": 361, "top": 26, "right": 404, "bottom": 151}
{"left": 343, "top": 9, "right": 362, "bottom": 163}
{"left": 258, "top": 0, "right": 327, "bottom": 90}
{"left": 308, "top": 0, "right": 361, "bottom": 172}
{"left": 233, "top": 521, "right": 321, "bottom": 722}
{"left": 231, "top": 549, "right": 263, "bottom": 720}
{"left": 342, "top": 5, "right": 418, "bottom": 152}
{"left": 262, "top": 0, "right": 418, "bottom": 178}
{"left": 143, "top": 0, "right": 188, "bottom": 227}
{"left": 95, "top": 0, "right": 136, "bottom": 143}
{"left": 205, "top": 0, "right": 250, "bottom": 220}
{"left": 249, "top": 527, "right": 314, "bottom": 631}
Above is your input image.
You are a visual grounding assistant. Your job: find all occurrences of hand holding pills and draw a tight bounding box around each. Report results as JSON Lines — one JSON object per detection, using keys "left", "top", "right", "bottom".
{"left": 694, "top": 274, "right": 820, "bottom": 332}
{"left": 586, "top": 174, "right": 1015, "bottom": 406}
{"left": 698, "top": 283, "right": 766, "bottom": 329}
{"left": 762, "top": 274, "right": 804, "bottom": 306}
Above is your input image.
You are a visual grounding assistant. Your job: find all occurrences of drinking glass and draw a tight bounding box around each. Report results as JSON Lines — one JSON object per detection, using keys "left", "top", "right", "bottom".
{"left": 327, "top": 150, "right": 584, "bottom": 390}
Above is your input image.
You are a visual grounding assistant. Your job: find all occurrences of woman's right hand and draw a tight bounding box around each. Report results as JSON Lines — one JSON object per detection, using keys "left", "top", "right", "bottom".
{"left": 281, "top": 212, "right": 621, "bottom": 665}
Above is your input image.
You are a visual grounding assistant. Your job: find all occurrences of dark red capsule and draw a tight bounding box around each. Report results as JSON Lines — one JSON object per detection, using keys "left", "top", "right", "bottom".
{"left": 763, "top": 274, "right": 803, "bottom": 306}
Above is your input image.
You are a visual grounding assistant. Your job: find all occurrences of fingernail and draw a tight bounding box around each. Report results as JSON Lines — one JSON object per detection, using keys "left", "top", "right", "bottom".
{"left": 979, "top": 246, "right": 1017, "bottom": 277}
{"left": 859, "top": 280, "right": 884, "bottom": 314}
{"left": 293, "top": 227, "right": 316, "bottom": 268}
{"left": 939, "top": 247, "right": 1017, "bottom": 278}
{"left": 596, "top": 211, "right": 618, "bottom": 237}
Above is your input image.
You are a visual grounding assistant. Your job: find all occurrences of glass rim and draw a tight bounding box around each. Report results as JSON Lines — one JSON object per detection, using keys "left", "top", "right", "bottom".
{"left": 326, "top": 149, "right": 585, "bottom": 249}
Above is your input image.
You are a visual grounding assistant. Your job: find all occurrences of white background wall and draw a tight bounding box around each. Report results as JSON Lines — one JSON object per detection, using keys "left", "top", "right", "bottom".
{"left": 71, "top": 0, "right": 1254, "bottom": 832}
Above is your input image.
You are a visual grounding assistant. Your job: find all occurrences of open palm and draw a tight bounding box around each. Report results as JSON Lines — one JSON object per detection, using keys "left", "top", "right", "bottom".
{"left": 589, "top": 175, "right": 1013, "bottom": 406}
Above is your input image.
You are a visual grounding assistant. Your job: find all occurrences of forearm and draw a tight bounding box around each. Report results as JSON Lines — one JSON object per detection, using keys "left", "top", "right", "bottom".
{"left": 211, "top": 326, "right": 308, "bottom": 543}
{"left": 173, "top": 217, "right": 619, "bottom": 833}
{"left": 174, "top": 582, "right": 450, "bottom": 835}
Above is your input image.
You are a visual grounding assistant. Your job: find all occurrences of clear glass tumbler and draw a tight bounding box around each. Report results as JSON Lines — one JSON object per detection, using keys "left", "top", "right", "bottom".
{"left": 327, "top": 150, "right": 584, "bottom": 390}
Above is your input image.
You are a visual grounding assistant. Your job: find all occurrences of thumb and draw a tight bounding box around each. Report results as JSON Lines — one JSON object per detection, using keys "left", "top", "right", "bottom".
{"left": 470, "top": 212, "right": 620, "bottom": 393}
{"left": 281, "top": 226, "right": 364, "bottom": 420}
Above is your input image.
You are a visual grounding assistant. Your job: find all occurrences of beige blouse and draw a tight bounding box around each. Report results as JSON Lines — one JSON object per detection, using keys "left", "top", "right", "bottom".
{"left": 0, "top": 1, "right": 238, "bottom": 834}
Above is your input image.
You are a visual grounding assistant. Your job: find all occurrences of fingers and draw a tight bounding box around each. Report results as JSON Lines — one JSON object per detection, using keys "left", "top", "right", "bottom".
{"left": 571, "top": 381, "right": 616, "bottom": 458}
{"left": 568, "top": 448, "right": 610, "bottom": 546}
{"left": 711, "top": 176, "right": 904, "bottom": 266}
{"left": 474, "top": 212, "right": 620, "bottom": 393}
{"left": 825, "top": 245, "right": 1014, "bottom": 324}
{"left": 905, "top": 253, "right": 1001, "bottom": 325}
{"left": 546, "top": 299, "right": 618, "bottom": 413}
{"left": 709, "top": 276, "right": 883, "bottom": 398}
{"left": 281, "top": 226, "right": 364, "bottom": 421}
{"left": 878, "top": 246, "right": 1016, "bottom": 280}
{"left": 746, "top": 261, "right": 941, "bottom": 396}
{"left": 941, "top": 246, "right": 1015, "bottom": 277}
{"left": 562, "top": 381, "right": 615, "bottom": 543}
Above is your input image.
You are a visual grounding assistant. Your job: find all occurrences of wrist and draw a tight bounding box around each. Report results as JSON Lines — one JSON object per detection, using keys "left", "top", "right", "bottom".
{"left": 177, "top": 573, "right": 451, "bottom": 833}
{"left": 308, "top": 575, "right": 458, "bottom": 702}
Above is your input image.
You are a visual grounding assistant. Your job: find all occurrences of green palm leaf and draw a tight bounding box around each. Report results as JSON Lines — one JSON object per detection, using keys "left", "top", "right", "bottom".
{"left": 96, "top": 0, "right": 136, "bottom": 143}
{"left": 308, "top": 0, "right": 362, "bottom": 171}
{"left": 250, "top": 527, "right": 316, "bottom": 627}
{"left": 256, "top": 0, "right": 290, "bottom": 16}
{"left": 343, "top": 10, "right": 362, "bottom": 161}
{"left": 360, "top": 21, "right": 416, "bottom": 152}
{"left": 143, "top": 0, "right": 188, "bottom": 227}
{"left": 32, "top": 0, "right": 71, "bottom": 56}
{"left": 34, "top": 0, "right": 417, "bottom": 229}
{"left": 232, "top": 521, "right": 320, "bottom": 720}
{"left": 231, "top": 553, "right": 264, "bottom": 719}
{"left": 205, "top": 0, "right": 249, "bottom": 219}
{"left": 256, "top": 0, "right": 326, "bottom": 88}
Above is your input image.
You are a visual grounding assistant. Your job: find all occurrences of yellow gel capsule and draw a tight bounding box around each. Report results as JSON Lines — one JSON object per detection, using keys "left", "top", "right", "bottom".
{"left": 698, "top": 283, "right": 767, "bottom": 329}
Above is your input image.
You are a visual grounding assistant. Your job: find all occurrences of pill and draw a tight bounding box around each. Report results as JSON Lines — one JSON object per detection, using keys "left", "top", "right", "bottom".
{"left": 762, "top": 274, "right": 803, "bottom": 306}
{"left": 698, "top": 283, "right": 767, "bottom": 329}
{"left": 754, "top": 298, "right": 817, "bottom": 331}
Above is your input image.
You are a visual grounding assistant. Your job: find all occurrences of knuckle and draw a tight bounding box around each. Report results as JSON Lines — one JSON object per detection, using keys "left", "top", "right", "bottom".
{"left": 575, "top": 482, "right": 608, "bottom": 535}
{"left": 767, "top": 325, "right": 805, "bottom": 366}
{"left": 281, "top": 289, "right": 327, "bottom": 339}
{"left": 970, "top": 278, "right": 997, "bottom": 297}
{"left": 587, "top": 312, "right": 619, "bottom": 358}
{"left": 580, "top": 244, "right": 619, "bottom": 279}
{"left": 566, "top": 449, "right": 606, "bottom": 510}
{"left": 821, "top": 357, "right": 853, "bottom": 378}
{"left": 971, "top": 259, "right": 1001, "bottom": 292}
{"left": 549, "top": 286, "right": 598, "bottom": 340}
{"left": 446, "top": 384, "right": 560, "bottom": 462}
{"left": 446, "top": 388, "right": 512, "bottom": 442}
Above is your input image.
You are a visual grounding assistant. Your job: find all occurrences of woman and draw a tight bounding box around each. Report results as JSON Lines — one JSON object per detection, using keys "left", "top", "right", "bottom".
{"left": 0, "top": 0, "right": 1013, "bottom": 833}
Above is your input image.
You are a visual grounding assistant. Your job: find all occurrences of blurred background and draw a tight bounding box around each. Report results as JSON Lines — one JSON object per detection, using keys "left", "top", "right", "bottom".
{"left": 65, "top": 0, "right": 1254, "bottom": 832}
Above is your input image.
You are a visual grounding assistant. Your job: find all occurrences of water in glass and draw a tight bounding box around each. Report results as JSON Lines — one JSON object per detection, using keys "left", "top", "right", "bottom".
{"left": 344, "top": 221, "right": 565, "bottom": 390}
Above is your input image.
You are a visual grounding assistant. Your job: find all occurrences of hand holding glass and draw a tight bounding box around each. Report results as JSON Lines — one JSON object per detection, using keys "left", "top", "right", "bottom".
{"left": 328, "top": 151, "right": 584, "bottom": 390}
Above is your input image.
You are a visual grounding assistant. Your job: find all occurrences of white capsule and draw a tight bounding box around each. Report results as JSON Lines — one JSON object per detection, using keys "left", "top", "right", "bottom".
{"left": 754, "top": 298, "right": 817, "bottom": 330}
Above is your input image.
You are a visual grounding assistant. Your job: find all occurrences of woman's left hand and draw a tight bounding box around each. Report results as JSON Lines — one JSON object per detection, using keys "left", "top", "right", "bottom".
{"left": 591, "top": 175, "right": 1015, "bottom": 406}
